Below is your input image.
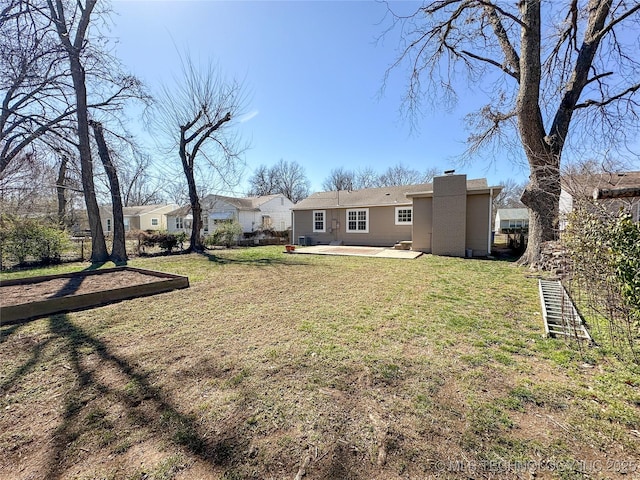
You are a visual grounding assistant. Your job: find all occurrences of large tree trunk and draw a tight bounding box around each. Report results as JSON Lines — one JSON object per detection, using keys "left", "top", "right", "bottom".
{"left": 56, "top": 155, "right": 68, "bottom": 228}
{"left": 90, "top": 121, "right": 127, "bottom": 265}
{"left": 48, "top": 0, "right": 108, "bottom": 263}
{"left": 69, "top": 54, "right": 108, "bottom": 263}
{"left": 520, "top": 161, "right": 560, "bottom": 265}
{"left": 515, "top": 0, "right": 560, "bottom": 266}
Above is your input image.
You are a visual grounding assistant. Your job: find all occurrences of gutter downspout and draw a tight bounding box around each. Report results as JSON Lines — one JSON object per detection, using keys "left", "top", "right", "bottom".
{"left": 488, "top": 188, "right": 493, "bottom": 255}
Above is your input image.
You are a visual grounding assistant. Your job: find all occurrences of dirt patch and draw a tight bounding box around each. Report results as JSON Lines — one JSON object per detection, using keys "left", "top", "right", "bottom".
{"left": 1, "top": 270, "right": 162, "bottom": 307}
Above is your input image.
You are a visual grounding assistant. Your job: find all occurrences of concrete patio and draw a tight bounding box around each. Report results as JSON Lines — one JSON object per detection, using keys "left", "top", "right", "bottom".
{"left": 288, "top": 245, "right": 423, "bottom": 259}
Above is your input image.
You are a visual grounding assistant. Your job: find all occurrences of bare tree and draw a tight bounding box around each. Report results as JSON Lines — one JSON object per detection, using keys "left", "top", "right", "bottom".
{"left": 0, "top": 0, "right": 73, "bottom": 174}
{"left": 151, "top": 56, "right": 246, "bottom": 252}
{"left": 90, "top": 120, "right": 126, "bottom": 264}
{"left": 376, "top": 162, "right": 424, "bottom": 187}
{"left": 384, "top": 1, "right": 640, "bottom": 265}
{"left": 322, "top": 167, "right": 355, "bottom": 191}
{"left": 247, "top": 164, "right": 277, "bottom": 197}
{"left": 494, "top": 178, "right": 526, "bottom": 211}
{"left": 117, "top": 152, "right": 165, "bottom": 206}
{"left": 248, "top": 159, "right": 310, "bottom": 203}
{"left": 46, "top": 0, "right": 110, "bottom": 261}
{"left": 353, "top": 166, "right": 379, "bottom": 189}
{"left": 272, "top": 159, "right": 310, "bottom": 203}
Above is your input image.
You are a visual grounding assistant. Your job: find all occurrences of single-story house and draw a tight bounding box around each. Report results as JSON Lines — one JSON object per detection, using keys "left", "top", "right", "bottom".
{"left": 166, "top": 194, "right": 294, "bottom": 236}
{"left": 292, "top": 173, "right": 502, "bottom": 257}
{"left": 560, "top": 171, "right": 640, "bottom": 229}
{"left": 495, "top": 208, "right": 530, "bottom": 234}
{"left": 99, "top": 204, "right": 178, "bottom": 234}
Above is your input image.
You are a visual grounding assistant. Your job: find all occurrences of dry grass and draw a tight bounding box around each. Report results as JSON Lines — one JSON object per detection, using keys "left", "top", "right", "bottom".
{"left": 1, "top": 246, "right": 639, "bottom": 479}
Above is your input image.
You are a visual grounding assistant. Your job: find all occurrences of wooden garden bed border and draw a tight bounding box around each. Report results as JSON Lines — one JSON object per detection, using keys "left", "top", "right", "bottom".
{"left": 1, "top": 266, "right": 189, "bottom": 324}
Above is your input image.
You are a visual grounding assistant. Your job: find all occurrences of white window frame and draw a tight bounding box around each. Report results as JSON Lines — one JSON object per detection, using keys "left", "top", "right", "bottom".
{"left": 202, "top": 215, "right": 209, "bottom": 232}
{"left": 123, "top": 217, "right": 131, "bottom": 231}
{"left": 151, "top": 217, "right": 159, "bottom": 227}
{"left": 395, "top": 206, "right": 413, "bottom": 225}
{"left": 313, "top": 210, "right": 326, "bottom": 232}
{"left": 346, "top": 208, "right": 369, "bottom": 233}
{"left": 176, "top": 217, "right": 184, "bottom": 229}
{"left": 106, "top": 218, "right": 112, "bottom": 232}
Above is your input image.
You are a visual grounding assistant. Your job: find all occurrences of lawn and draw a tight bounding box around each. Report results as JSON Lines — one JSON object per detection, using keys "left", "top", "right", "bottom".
{"left": 1, "top": 246, "right": 639, "bottom": 479}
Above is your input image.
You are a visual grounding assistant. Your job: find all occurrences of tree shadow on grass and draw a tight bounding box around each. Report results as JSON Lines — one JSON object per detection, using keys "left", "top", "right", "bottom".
{"left": 201, "top": 250, "right": 311, "bottom": 267}
{"left": 2, "top": 313, "right": 250, "bottom": 479}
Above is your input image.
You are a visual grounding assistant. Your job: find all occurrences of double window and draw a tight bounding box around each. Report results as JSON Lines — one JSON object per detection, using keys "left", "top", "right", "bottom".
{"left": 176, "top": 217, "right": 184, "bottom": 229}
{"left": 313, "top": 210, "right": 326, "bottom": 232}
{"left": 395, "top": 207, "right": 412, "bottom": 225}
{"left": 346, "top": 208, "right": 368, "bottom": 233}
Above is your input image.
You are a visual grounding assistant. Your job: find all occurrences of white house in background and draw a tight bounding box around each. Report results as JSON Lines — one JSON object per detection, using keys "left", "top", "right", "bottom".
{"left": 99, "top": 204, "right": 178, "bottom": 234}
{"left": 495, "top": 208, "right": 530, "bottom": 234}
{"left": 166, "top": 194, "right": 294, "bottom": 236}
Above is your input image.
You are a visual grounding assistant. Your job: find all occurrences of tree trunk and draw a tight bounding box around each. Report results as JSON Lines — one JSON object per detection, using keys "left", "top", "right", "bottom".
{"left": 90, "top": 120, "right": 127, "bottom": 265}
{"left": 56, "top": 155, "right": 68, "bottom": 228}
{"left": 48, "top": 0, "right": 108, "bottom": 263}
{"left": 515, "top": 0, "right": 560, "bottom": 266}
{"left": 70, "top": 56, "right": 108, "bottom": 263}
{"left": 519, "top": 160, "right": 560, "bottom": 266}
{"left": 184, "top": 165, "right": 204, "bottom": 252}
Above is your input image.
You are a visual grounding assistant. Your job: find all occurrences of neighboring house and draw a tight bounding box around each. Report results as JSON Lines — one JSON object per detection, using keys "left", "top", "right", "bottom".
{"left": 292, "top": 174, "right": 502, "bottom": 257}
{"left": 560, "top": 171, "right": 640, "bottom": 229}
{"left": 495, "top": 208, "right": 530, "bottom": 234}
{"left": 99, "top": 204, "right": 178, "bottom": 234}
{"left": 166, "top": 194, "right": 294, "bottom": 236}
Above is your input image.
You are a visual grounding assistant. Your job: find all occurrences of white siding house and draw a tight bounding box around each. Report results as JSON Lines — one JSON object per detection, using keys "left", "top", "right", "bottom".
{"left": 166, "top": 194, "right": 294, "bottom": 236}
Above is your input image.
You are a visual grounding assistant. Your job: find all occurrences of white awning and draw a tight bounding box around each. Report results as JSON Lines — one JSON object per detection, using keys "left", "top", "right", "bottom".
{"left": 210, "top": 212, "right": 233, "bottom": 220}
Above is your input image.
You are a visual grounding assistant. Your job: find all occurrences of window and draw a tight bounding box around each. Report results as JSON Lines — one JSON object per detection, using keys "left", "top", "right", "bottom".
{"left": 262, "top": 215, "right": 272, "bottom": 229}
{"left": 313, "top": 210, "right": 326, "bottom": 232}
{"left": 123, "top": 217, "right": 130, "bottom": 231}
{"left": 176, "top": 217, "right": 184, "bottom": 229}
{"left": 395, "top": 207, "right": 412, "bottom": 225}
{"left": 202, "top": 216, "right": 209, "bottom": 232}
{"left": 346, "top": 208, "right": 368, "bottom": 233}
{"left": 151, "top": 218, "right": 159, "bottom": 227}
{"left": 106, "top": 218, "right": 111, "bottom": 232}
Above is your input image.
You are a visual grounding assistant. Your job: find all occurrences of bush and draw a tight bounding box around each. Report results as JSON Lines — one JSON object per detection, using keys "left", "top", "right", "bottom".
{"left": 0, "top": 215, "right": 70, "bottom": 266}
{"left": 564, "top": 204, "right": 640, "bottom": 361}
{"left": 205, "top": 221, "right": 243, "bottom": 248}
{"left": 138, "top": 231, "right": 187, "bottom": 253}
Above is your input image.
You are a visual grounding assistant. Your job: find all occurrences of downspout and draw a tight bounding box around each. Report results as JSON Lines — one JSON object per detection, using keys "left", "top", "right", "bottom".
{"left": 488, "top": 188, "right": 493, "bottom": 255}
{"left": 291, "top": 210, "right": 295, "bottom": 244}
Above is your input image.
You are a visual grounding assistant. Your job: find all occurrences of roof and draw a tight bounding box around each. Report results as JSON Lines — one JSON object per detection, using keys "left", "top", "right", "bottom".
{"left": 562, "top": 171, "right": 640, "bottom": 197}
{"left": 496, "top": 208, "right": 529, "bottom": 220}
{"left": 293, "top": 178, "right": 491, "bottom": 210}
{"left": 166, "top": 194, "right": 285, "bottom": 216}
{"left": 99, "top": 204, "right": 177, "bottom": 216}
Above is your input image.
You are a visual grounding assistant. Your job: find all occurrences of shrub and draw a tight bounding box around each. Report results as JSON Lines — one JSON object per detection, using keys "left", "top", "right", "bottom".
{"left": 0, "top": 215, "right": 69, "bottom": 266}
{"left": 205, "top": 221, "right": 243, "bottom": 248}
{"left": 138, "top": 231, "right": 187, "bottom": 253}
{"left": 564, "top": 204, "right": 640, "bottom": 361}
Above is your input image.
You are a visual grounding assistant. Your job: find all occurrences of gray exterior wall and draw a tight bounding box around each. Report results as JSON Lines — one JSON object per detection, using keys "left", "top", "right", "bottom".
{"left": 431, "top": 175, "right": 467, "bottom": 257}
{"left": 411, "top": 197, "right": 433, "bottom": 252}
{"left": 293, "top": 205, "right": 412, "bottom": 246}
{"left": 465, "top": 193, "right": 491, "bottom": 256}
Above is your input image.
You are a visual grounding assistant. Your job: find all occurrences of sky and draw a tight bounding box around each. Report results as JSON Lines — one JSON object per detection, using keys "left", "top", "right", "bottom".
{"left": 108, "top": 0, "right": 534, "bottom": 195}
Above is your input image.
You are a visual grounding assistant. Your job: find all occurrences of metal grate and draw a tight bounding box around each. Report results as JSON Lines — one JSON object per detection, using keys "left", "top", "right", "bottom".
{"left": 539, "top": 279, "right": 592, "bottom": 341}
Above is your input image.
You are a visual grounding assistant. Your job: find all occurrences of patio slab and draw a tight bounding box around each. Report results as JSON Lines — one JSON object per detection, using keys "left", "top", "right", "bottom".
{"left": 290, "top": 245, "right": 423, "bottom": 259}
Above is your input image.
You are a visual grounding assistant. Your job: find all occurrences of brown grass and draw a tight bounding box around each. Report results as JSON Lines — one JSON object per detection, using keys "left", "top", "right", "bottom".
{"left": 1, "top": 246, "right": 639, "bottom": 479}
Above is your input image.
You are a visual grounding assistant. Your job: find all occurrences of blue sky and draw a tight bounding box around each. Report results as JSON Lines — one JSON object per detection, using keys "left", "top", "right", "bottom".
{"left": 109, "top": 0, "right": 533, "bottom": 194}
